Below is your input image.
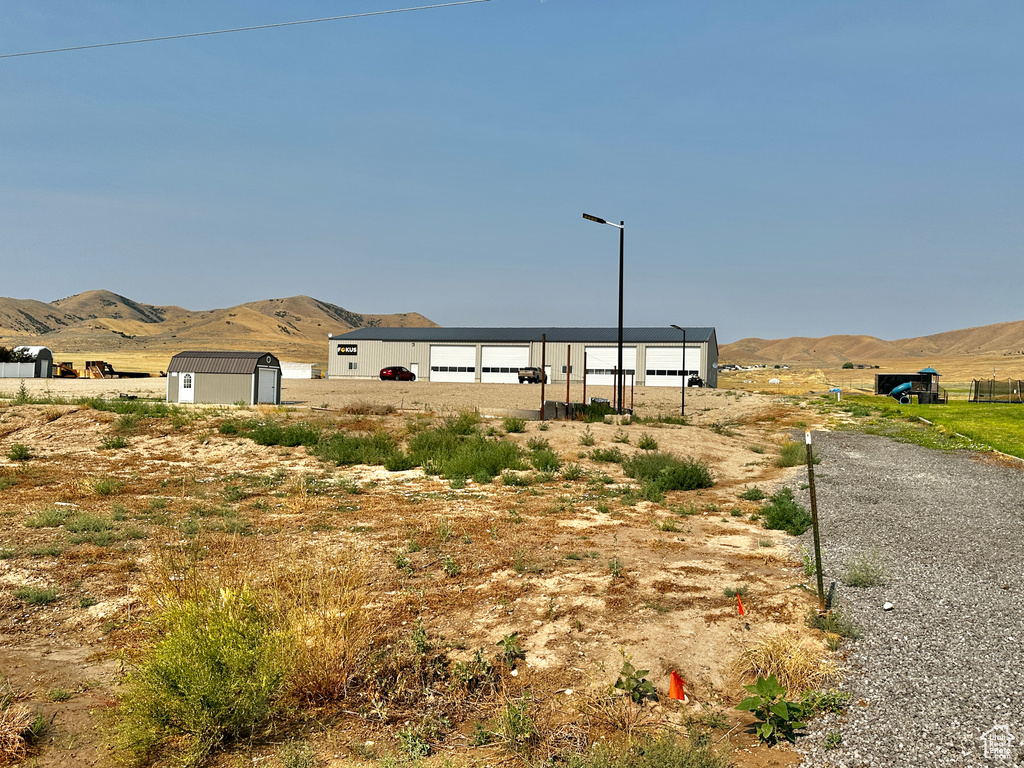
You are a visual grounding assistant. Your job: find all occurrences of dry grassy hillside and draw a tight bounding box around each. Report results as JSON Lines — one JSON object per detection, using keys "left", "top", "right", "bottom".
{"left": 0, "top": 290, "right": 438, "bottom": 372}
{"left": 723, "top": 319, "right": 1024, "bottom": 366}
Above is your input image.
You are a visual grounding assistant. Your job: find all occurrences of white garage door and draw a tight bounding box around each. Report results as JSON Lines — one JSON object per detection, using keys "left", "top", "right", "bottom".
{"left": 645, "top": 347, "right": 700, "bottom": 387}
{"left": 429, "top": 345, "right": 476, "bottom": 383}
{"left": 481, "top": 346, "right": 529, "bottom": 384}
{"left": 584, "top": 346, "right": 637, "bottom": 387}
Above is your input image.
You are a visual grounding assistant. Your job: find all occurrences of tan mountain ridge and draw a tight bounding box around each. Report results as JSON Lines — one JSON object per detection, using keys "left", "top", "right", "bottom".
{"left": 722, "top": 319, "right": 1024, "bottom": 365}
{"left": 0, "top": 290, "right": 437, "bottom": 370}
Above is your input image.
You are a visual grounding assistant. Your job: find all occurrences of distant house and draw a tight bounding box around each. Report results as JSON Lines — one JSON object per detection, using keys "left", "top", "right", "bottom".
{"left": 0, "top": 346, "right": 54, "bottom": 378}
{"left": 166, "top": 351, "right": 281, "bottom": 405}
{"left": 280, "top": 362, "right": 324, "bottom": 380}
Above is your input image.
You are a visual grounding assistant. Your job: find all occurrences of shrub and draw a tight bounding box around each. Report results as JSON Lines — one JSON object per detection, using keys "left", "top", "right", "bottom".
{"left": 739, "top": 486, "right": 766, "bottom": 501}
{"left": 502, "top": 471, "right": 532, "bottom": 487}
{"left": 613, "top": 656, "right": 658, "bottom": 704}
{"left": 590, "top": 447, "right": 625, "bottom": 463}
{"left": 24, "top": 507, "right": 72, "bottom": 528}
{"left": 65, "top": 513, "right": 115, "bottom": 533}
{"left": 114, "top": 587, "right": 287, "bottom": 767}
{"left": 736, "top": 675, "right": 806, "bottom": 745}
{"left": 445, "top": 411, "right": 481, "bottom": 435}
{"left": 530, "top": 448, "right": 561, "bottom": 472}
{"left": 15, "top": 585, "right": 59, "bottom": 605}
{"left": 566, "top": 730, "right": 727, "bottom": 768}
{"left": 841, "top": 550, "right": 887, "bottom": 587}
{"left": 91, "top": 478, "right": 124, "bottom": 496}
{"left": 621, "top": 452, "right": 714, "bottom": 492}
{"left": 637, "top": 432, "right": 658, "bottom": 451}
{"left": 562, "top": 464, "right": 583, "bottom": 480}
{"left": 760, "top": 487, "right": 811, "bottom": 536}
{"left": 409, "top": 426, "right": 525, "bottom": 481}
{"left": 503, "top": 417, "right": 527, "bottom": 434}
{"left": 776, "top": 439, "right": 821, "bottom": 468}
{"left": 313, "top": 431, "right": 396, "bottom": 466}
{"left": 806, "top": 609, "right": 862, "bottom": 640}
{"left": 6, "top": 444, "right": 31, "bottom": 462}
{"left": 578, "top": 427, "right": 596, "bottom": 446}
{"left": 383, "top": 451, "right": 419, "bottom": 471}
{"left": 575, "top": 402, "right": 616, "bottom": 423}
{"left": 99, "top": 435, "right": 129, "bottom": 451}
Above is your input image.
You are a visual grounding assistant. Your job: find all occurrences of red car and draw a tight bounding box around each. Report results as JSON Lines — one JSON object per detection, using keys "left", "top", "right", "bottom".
{"left": 379, "top": 366, "right": 416, "bottom": 381}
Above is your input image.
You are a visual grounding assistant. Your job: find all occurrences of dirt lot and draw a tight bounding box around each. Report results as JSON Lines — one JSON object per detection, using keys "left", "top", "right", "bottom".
{"left": 0, "top": 379, "right": 834, "bottom": 767}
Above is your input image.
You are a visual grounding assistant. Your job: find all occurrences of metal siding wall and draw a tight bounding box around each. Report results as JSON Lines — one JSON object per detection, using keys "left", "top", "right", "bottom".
{"left": 194, "top": 373, "right": 253, "bottom": 404}
{"left": 328, "top": 335, "right": 718, "bottom": 386}
{"left": 167, "top": 373, "right": 179, "bottom": 402}
{"left": 329, "top": 340, "right": 428, "bottom": 379}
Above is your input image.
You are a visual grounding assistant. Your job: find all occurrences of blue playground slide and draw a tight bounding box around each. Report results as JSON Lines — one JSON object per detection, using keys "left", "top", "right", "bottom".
{"left": 889, "top": 381, "right": 913, "bottom": 404}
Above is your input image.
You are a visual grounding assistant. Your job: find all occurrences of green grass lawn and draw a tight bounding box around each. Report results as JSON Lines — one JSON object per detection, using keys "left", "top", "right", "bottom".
{"left": 827, "top": 396, "right": 1024, "bottom": 459}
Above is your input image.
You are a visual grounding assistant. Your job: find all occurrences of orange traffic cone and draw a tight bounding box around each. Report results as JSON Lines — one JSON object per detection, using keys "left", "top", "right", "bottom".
{"left": 668, "top": 671, "right": 688, "bottom": 702}
{"left": 737, "top": 594, "right": 745, "bottom": 616}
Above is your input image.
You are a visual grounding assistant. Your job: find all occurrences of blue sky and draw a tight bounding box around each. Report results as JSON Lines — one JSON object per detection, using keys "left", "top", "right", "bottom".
{"left": 2, "top": 1, "right": 1022, "bottom": 343}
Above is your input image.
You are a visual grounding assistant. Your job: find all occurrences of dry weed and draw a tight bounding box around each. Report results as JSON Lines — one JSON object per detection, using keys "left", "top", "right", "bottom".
{"left": 735, "top": 630, "right": 838, "bottom": 693}
{"left": 267, "top": 552, "right": 373, "bottom": 703}
{"left": 0, "top": 703, "right": 36, "bottom": 762}
{"left": 574, "top": 690, "right": 664, "bottom": 743}
{"left": 343, "top": 401, "right": 396, "bottom": 416}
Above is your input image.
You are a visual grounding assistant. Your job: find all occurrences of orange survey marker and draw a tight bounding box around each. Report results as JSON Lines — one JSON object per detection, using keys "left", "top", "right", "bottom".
{"left": 737, "top": 594, "right": 745, "bottom": 616}
{"left": 668, "top": 671, "right": 688, "bottom": 702}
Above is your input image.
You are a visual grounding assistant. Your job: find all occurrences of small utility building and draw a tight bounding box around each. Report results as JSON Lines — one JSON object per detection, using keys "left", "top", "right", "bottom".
{"left": 327, "top": 327, "right": 718, "bottom": 388}
{"left": 166, "top": 351, "right": 281, "bottom": 405}
{"left": 0, "top": 346, "right": 54, "bottom": 378}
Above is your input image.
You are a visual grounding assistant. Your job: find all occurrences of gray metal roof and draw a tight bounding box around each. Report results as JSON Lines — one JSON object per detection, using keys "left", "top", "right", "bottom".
{"left": 167, "top": 351, "right": 280, "bottom": 375}
{"left": 331, "top": 327, "right": 716, "bottom": 344}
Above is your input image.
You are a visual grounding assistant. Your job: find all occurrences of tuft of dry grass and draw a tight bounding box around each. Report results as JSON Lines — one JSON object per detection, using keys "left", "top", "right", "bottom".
{"left": 268, "top": 552, "right": 373, "bottom": 704}
{"left": 343, "top": 401, "right": 396, "bottom": 416}
{"left": 735, "top": 630, "right": 838, "bottom": 693}
{"left": 0, "top": 702, "right": 37, "bottom": 762}
{"left": 574, "top": 691, "right": 664, "bottom": 743}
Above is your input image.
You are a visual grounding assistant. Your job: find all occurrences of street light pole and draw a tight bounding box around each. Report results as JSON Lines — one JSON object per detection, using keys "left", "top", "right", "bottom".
{"left": 671, "top": 324, "right": 686, "bottom": 418}
{"left": 583, "top": 213, "right": 625, "bottom": 415}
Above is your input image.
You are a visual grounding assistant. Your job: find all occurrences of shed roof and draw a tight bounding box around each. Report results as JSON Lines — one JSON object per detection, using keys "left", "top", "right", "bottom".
{"left": 331, "top": 327, "right": 717, "bottom": 344}
{"left": 167, "top": 351, "right": 279, "bottom": 375}
{"left": 13, "top": 346, "right": 52, "bottom": 357}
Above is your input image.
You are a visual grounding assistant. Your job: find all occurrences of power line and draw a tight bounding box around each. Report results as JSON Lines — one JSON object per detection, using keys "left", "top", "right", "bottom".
{"left": 0, "top": 0, "right": 492, "bottom": 60}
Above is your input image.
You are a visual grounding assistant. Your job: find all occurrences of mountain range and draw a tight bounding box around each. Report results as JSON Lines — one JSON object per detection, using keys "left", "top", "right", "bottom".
{"left": 1, "top": 290, "right": 1022, "bottom": 367}
{"left": 720, "top": 320, "right": 1024, "bottom": 364}
{"left": 0, "top": 290, "right": 436, "bottom": 361}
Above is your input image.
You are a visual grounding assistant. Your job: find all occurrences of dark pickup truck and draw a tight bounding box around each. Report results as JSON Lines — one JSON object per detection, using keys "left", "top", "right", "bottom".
{"left": 517, "top": 366, "right": 547, "bottom": 384}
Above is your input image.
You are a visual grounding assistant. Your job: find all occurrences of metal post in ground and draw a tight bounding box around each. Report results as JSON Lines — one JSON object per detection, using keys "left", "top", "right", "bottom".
{"left": 566, "top": 345, "right": 571, "bottom": 418}
{"left": 540, "top": 334, "right": 547, "bottom": 421}
{"left": 582, "top": 350, "right": 587, "bottom": 406}
{"left": 806, "top": 430, "right": 825, "bottom": 611}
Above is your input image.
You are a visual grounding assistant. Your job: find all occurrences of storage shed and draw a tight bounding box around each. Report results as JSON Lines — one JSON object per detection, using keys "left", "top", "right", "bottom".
{"left": 0, "top": 346, "right": 54, "bottom": 378}
{"left": 166, "top": 351, "right": 281, "bottom": 405}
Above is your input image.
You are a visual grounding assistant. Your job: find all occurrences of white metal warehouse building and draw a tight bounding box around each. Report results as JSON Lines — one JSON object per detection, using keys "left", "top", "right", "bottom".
{"left": 326, "top": 327, "right": 718, "bottom": 388}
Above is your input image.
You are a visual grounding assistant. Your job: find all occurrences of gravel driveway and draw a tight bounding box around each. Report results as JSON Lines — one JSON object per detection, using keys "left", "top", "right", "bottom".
{"left": 796, "top": 431, "right": 1024, "bottom": 768}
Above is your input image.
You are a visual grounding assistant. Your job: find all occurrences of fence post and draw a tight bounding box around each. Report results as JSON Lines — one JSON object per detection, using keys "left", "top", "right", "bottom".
{"left": 806, "top": 430, "right": 825, "bottom": 612}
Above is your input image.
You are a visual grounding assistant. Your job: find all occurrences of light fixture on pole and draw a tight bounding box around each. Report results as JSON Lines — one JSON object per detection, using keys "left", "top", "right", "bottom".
{"left": 670, "top": 324, "right": 686, "bottom": 418}
{"left": 582, "top": 213, "right": 625, "bottom": 415}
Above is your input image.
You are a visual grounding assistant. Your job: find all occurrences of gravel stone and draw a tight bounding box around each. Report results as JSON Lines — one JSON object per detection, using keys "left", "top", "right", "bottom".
{"left": 794, "top": 431, "right": 1024, "bottom": 768}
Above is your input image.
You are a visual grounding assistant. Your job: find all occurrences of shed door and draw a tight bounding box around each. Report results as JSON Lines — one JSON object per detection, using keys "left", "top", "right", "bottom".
{"left": 645, "top": 347, "right": 699, "bottom": 387}
{"left": 429, "top": 346, "right": 476, "bottom": 382}
{"left": 179, "top": 372, "right": 195, "bottom": 403}
{"left": 481, "top": 346, "right": 529, "bottom": 384}
{"left": 584, "top": 347, "right": 636, "bottom": 387}
{"left": 257, "top": 367, "right": 278, "bottom": 404}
